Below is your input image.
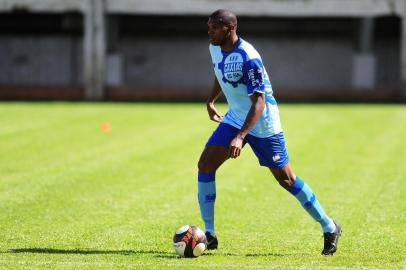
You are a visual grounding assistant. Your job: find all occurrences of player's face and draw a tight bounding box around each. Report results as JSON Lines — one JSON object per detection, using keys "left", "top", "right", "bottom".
{"left": 207, "top": 19, "right": 230, "bottom": 46}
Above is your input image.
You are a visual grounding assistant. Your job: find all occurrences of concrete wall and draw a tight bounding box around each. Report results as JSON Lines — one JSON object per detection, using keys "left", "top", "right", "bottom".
{"left": 253, "top": 37, "right": 354, "bottom": 90}
{"left": 120, "top": 37, "right": 212, "bottom": 89}
{"left": 0, "top": 0, "right": 403, "bottom": 100}
{"left": 0, "top": 0, "right": 403, "bottom": 17}
{"left": 115, "top": 35, "right": 398, "bottom": 90}
{"left": 0, "top": 36, "right": 82, "bottom": 86}
{"left": 117, "top": 36, "right": 355, "bottom": 90}
{"left": 0, "top": 19, "right": 400, "bottom": 94}
{"left": 375, "top": 39, "right": 400, "bottom": 88}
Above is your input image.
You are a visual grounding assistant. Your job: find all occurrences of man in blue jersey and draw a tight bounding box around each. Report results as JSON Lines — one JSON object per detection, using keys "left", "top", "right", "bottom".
{"left": 197, "top": 9, "right": 341, "bottom": 255}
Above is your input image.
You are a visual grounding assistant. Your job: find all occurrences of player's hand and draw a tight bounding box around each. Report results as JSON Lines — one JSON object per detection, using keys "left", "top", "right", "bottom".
{"left": 229, "top": 135, "right": 244, "bottom": 158}
{"left": 207, "top": 102, "right": 223, "bottom": 123}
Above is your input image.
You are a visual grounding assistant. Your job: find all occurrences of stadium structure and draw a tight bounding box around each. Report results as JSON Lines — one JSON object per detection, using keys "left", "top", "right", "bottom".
{"left": 0, "top": 0, "right": 404, "bottom": 101}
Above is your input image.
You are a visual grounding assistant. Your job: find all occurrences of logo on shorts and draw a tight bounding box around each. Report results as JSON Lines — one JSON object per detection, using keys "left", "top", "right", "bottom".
{"left": 272, "top": 154, "right": 281, "bottom": 162}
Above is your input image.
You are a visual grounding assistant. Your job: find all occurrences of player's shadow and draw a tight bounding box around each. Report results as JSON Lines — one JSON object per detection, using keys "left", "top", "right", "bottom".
{"left": 203, "top": 251, "right": 306, "bottom": 257}
{"left": 245, "top": 253, "right": 295, "bottom": 257}
{"left": 8, "top": 248, "right": 304, "bottom": 259}
{"left": 8, "top": 248, "right": 174, "bottom": 257}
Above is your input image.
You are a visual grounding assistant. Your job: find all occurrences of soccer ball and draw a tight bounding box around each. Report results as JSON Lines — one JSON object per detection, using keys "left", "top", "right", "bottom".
{"left": 173, "top": 225, "right": 207, "bottom": 258}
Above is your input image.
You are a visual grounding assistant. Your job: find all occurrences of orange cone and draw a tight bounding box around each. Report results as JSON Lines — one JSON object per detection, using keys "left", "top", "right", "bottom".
{"left": 100, "top": 122, "right": 112, "bottom": 132}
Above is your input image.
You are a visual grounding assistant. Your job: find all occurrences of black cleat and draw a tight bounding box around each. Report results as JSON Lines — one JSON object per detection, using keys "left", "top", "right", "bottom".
{"left": 205, "top": 232, "right": 218, "bottom": 250}
{"left": 322, "top": 221, "right": 342, "bottom": 255}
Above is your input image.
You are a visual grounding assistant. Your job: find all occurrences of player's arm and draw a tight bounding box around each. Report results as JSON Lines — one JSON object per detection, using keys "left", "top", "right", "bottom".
{"left": 206, "top": 77, "right": 223, "bottom": 123}
{"left": 229, "top": 92, "right": 265, "bottom": 158}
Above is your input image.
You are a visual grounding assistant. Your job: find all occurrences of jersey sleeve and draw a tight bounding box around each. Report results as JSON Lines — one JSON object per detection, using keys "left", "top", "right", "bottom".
{"left": 244, "top": 59, "right": 265, "bottom": 96}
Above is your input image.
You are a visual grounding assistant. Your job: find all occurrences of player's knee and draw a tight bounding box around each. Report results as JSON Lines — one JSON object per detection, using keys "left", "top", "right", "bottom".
{"left": 277, "top": 178, "right": 293, "bottom": 190}
{"left": 274, "top": 173, "right": 295, "bottom": 190}
{"left": 271, "top": 166, "right": 296, "bottom": 190}
{"left": 198, "top": 157, "right": 216, "bottom": 173}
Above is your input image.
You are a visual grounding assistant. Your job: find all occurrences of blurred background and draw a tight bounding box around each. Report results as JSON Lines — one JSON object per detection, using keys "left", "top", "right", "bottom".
{"left": 0, "top": 0, "right": 404, "bottom": 102}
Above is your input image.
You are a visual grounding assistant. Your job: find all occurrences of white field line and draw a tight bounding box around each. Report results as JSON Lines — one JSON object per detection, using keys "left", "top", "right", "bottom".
{"left": 0, "top": 260, "right": 388, "bottom": 270}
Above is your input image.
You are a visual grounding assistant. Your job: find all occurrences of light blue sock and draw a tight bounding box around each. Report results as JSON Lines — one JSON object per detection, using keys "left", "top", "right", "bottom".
{"left": 198, "top": 172, "right": 216, "bottom": 236}
{"left": 289, "top": 176, "right": 336, "bottom": 233}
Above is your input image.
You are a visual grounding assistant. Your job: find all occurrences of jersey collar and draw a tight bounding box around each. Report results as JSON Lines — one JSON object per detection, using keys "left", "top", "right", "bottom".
{"left": 221, "top": 37, "right": 242, "bottom": 54}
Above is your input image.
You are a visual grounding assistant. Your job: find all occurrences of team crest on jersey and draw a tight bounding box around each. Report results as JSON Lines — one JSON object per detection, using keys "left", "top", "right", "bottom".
{"left": 218, "top": 52, "right": 244, "bottom": 87}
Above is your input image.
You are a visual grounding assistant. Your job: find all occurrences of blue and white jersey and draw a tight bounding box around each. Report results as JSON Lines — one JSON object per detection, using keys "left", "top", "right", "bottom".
{"left": 209, "top": 38, "right": 282, "bottom": 138}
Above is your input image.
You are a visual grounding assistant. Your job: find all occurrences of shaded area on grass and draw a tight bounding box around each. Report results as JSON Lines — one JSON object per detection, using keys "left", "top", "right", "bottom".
{"left": 8, "top": 248, "right": 171, "bottom": 256}
{"left": 7, "top": 248, "right": 300, "bottom": 258}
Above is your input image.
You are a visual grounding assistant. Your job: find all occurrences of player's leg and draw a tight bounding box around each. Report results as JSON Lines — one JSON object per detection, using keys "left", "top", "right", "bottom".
{"left": 198, "top": 145, "right": 229, "bottom": 173}
{"left": 268, "top": 162, "right": 296, "bottom": 190}
{"left": 197, "top": 145, "right": 229, "bottom": 239}
{"left": 270, "top": 164, "right": 341, "bottom": 255}
{"left": 246, "top": 132, "right": 341, "bottom": 255}
{"left": 269, "top": 164, "right": 336, "bottom": 233}
{"left": 197, "top": 123, "right": 239, "bottom": 248}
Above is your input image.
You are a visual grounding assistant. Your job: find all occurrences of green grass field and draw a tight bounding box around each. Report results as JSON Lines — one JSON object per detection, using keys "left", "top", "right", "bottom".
{"left": 0, "top": 102, "right": 405, "bottom": 269}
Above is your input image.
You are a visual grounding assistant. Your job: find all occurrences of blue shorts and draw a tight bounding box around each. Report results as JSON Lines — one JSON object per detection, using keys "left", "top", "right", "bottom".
{"left": 206, "top": 123, "right": 289, "bottom": 169}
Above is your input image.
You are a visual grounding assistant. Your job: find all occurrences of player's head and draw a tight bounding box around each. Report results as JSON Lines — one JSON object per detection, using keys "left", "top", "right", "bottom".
{"left": 207, "top": 9, "right": 237, "bottom": 46}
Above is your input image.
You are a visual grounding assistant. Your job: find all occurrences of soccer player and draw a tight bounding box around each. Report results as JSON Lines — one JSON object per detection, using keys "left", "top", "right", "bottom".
{"left": 197, "top": 9, "right": 341, "bottom": 255}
